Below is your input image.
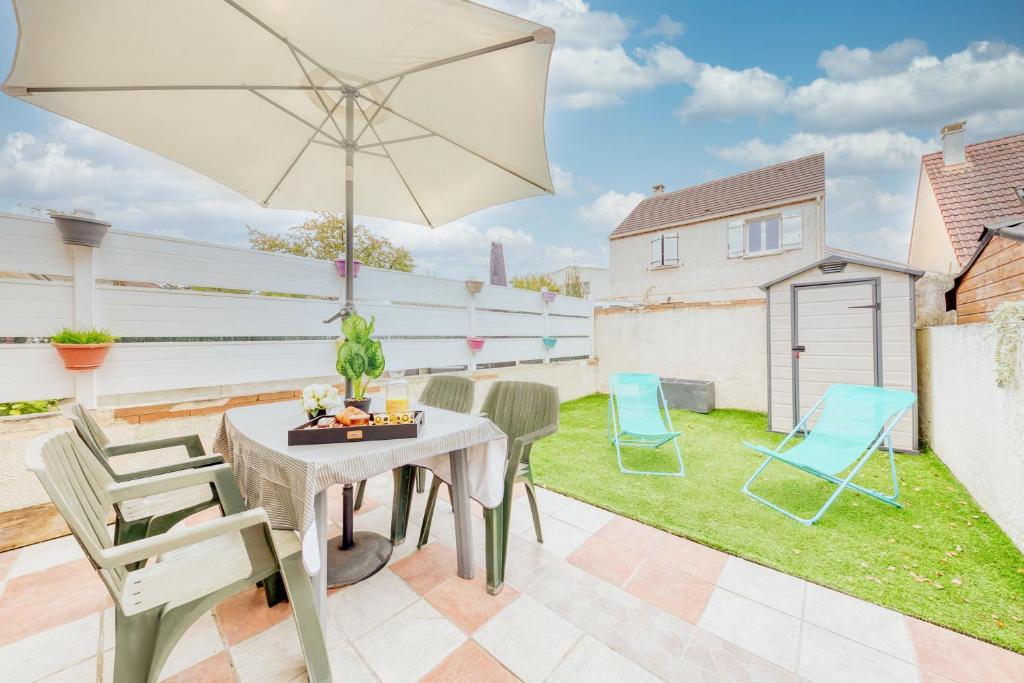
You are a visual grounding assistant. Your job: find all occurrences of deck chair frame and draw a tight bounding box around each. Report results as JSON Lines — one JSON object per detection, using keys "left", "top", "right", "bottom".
{"left": 607, "top": 374, "right": 684, "bottom": 477}
{"left": 742, "top": 391, "right": 911, "bottom": 525}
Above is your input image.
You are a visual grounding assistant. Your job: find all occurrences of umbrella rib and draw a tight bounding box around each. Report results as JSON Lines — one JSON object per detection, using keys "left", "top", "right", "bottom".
{"left": 358, "top": 35, "right": 538, "bottom": 90}
{"left": 286, "top": 43, "right": 348, "bottom": 144}
{"left": 262, "top": 97, "right": 345, "bottom": 206}
{"left": 356, "top": 92, "right": 551, "bottom": 194}
{"left": 247, "top": 88, "right": 345, "bottom": 147}
{"left": 355, "top": 98, "right": 433, "bottom": 226}
{"left": 357, "top": 133, "right": 434, "bottom": 150}
{"left": 18, "top": 85, "right": 342, "bottom": 93}
{"left": 354, "top": 77, "right": 404, "bottom": 146}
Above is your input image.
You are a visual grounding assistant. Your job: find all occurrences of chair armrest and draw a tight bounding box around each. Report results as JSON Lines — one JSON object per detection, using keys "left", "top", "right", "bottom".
{"left": 741, "top": 441, "right": 781, "bottom": 458}
{"left": 96, "top": 508, "right": 269, "bottom": 569}
{"left": 106, "top": 434, "right": 207, "bottom": 459}
{"left": 511, "top": 424, "right": 558, "bottom": 459}
{"left": 113, "top": 454, "right": 225, "bottom": 481}
{"left": 106, "top": 463, "right": 237, "bottom": 504}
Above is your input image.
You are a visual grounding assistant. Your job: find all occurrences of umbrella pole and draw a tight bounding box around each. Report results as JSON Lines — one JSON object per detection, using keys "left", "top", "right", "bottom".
{"left": 328, "top": 89, "right": 393, "bottom": 587}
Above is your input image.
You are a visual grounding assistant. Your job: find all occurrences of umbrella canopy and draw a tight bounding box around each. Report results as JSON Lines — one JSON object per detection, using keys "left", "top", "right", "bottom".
{"left": 3, "top": 0, "right": 555, "bottom": 227}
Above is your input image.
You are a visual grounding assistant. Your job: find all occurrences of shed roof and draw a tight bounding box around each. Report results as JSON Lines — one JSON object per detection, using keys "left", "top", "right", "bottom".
{"left": 760, "top": 253, "right": 924, "bottom": 291}
{"left": 921, "top": 132, "right": 1024, "bottom": 266}
{"left": 946, "top": 217, "right": 1024, "bottom": 312}
{"left": 611, "top": 154, "right": 824, "bottom": 239}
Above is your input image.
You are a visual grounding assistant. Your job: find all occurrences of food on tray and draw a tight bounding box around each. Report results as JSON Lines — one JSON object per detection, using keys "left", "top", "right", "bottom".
{"left": 373, "top": 412, "right": 414, "bottom": 425}
{"left": 336, "top": 405, "right": 370, "bottom": 426}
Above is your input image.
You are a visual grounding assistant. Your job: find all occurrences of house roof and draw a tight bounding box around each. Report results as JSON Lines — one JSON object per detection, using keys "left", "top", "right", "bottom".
{"left": 921, "top": 132, "right": 1024, "bottom": 265}
{"left": 760, "top": 253, "right": 924, "bottom": 291}
{"left": 610, "top": 153, "right": 825, "bottom": 239}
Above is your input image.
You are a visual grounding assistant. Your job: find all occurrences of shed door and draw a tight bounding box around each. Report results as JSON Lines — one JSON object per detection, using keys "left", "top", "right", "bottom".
{"left": 791, "top": 280, "right": 880, "bottom": 425}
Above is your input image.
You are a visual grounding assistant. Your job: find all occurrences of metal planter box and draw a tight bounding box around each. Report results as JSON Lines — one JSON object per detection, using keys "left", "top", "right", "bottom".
{"left": 660, "top": 378, "right": 715, "bottom": 414}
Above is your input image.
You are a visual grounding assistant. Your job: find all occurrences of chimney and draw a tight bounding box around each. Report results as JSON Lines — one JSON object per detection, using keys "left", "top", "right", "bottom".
{"left": 651, "top": 183, "right": 665, "bottom": 196}
{"left": 941, "top": 121, "right": 966, "bottom": 166}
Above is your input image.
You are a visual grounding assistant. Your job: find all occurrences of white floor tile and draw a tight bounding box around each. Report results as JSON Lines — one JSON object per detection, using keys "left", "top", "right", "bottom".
{"left": 798, "top": 623, "right": 919, "bottom": 683}
{"left": 514, "top": 516, "right": 590, "bottom": 559}
{"left": 716, "top": 557, "right": 807, "bottom": 617}
{"left": 231, "top": 618, "right": 343, "bottom": 683}
{"left": 39, "top": 656, "right": 99, "bottom": 682}
{"left": 474, "top": 594, "right": 581, "bottom": 682}
{"left": 802, "top": 583, "right": 916, "bottom": 663}
{"left": 531, "top": 487, "right": 574, "bottom": 515}
{"left": 553, "top": 500, "right": 615, "bottom": 534}
{"left": 327, "top": 568, "right": 419, "bottom": 640}
{"left": 698, "top": 587, "right": 801, "bottom": 671}
{"left": 547, "top": 633, "right": 661, "bottom": 682}
{"left": 157, "top": 611, "right": 224, "bottom": 680}
{"left": 0, "top": 612, "right": 100, "bottom": 681}
{"left": 9, "top": 535, "right": 85, "bottom": 577}
{"left": 354, "top": 599, "right": 465, "bottom": 683}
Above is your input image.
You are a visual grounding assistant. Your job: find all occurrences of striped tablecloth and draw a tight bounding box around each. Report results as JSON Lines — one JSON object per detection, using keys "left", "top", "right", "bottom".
{"left": 214, "top": 399, "right": 507, "bottom": 571}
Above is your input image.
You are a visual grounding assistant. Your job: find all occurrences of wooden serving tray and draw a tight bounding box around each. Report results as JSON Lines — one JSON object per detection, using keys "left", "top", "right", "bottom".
{"left": 287, "top": 411, "right": 425, "bottom": 446}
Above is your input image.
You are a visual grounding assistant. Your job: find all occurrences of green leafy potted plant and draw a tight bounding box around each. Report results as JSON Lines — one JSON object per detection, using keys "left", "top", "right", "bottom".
{"left": 336, "top": 313, "right": 385, "bottom": 412}
{"left": 51, "top": 328, "right": 118, "bottom": 370}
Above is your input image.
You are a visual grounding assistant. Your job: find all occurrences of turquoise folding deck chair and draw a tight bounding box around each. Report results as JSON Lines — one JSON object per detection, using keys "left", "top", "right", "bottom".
{"left": 741, "top": 383, "right": 917, "bottom": 525}
{"left": 608, "top": 373, "right": 684, "bottom": 477}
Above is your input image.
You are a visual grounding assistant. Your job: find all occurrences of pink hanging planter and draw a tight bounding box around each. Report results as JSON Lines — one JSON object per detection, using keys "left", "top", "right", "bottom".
{"left": 467, "top": 336, "right": 486, "bottom": 352}
{"left": 541, "top": 288, "right": 557, "bottom": 303}
{"left": 334, "top": 258, "right": 362, "bottom": 279}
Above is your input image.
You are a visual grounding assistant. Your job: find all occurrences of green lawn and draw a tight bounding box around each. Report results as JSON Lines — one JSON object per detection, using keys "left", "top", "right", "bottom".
{"left": 530, "top": 394, "right": 1024, "bottom": 654}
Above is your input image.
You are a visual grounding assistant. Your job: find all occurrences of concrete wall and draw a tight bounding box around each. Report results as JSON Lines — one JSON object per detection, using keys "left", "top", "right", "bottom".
{"left": 0, "top": 359, "right": 598, "bottom": 519}
{"left": 908, "top": 170, "right": 959, "bottom": 275}
{"left": 918, "top": 323, "right": 1024, "bottom": 551}
{"left": 547, "top": 265, "right": 610, "bottom": 301}
{"left": 608, "top": 198, "right": 824, "bottom": 304}
{"left": 594, "top": 300, "right": 766, "bottom": 411}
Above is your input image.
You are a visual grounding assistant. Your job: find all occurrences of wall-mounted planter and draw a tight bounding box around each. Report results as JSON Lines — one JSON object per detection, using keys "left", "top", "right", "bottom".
{"left": 465, "top": 279, "right": 484, "bottom": 294}
{"left": 53, "top": 343, "right": 112, "bottom": 371}
{"left": 542, "top": 336, "right": 558, "bottom": 349}
{"left": 50, "top": 212, "right": 110, "bottom": 248}
{"left": 335, "top": 259, "right": 362, "bottom": 279}
{"left": 541, "top": 288, "right": 557, "bottom": 304}
{"left": 467, "top": 336, "right": 486, "bottom": 352}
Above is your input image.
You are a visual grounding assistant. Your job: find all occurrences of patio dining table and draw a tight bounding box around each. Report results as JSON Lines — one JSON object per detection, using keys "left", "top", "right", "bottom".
{"left": 214, "top": 398, "right": 508, "bottom": 619}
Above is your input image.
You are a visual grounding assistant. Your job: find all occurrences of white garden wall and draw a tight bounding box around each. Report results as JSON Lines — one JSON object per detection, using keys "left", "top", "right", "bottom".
{"left": 918, "top": 323, "right": 1024, "bottom": 551}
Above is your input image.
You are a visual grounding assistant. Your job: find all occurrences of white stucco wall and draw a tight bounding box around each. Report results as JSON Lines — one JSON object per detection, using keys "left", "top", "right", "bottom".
{"left": 547, "top": 265, "right": 610, "bottom": 301}
{"left": 918, "top": 324, "right": 1024, "bottom": 551}
{"left": 908, "top": 170, "right": 959, "bottom": 275}
{"left": 608, "top": 198, "right": 824, "bottom": 304}
{"left": 595, "top": 301, "right": 767, "bottom": 411}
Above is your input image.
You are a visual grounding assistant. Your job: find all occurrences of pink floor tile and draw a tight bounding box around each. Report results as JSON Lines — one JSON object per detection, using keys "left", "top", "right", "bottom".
{"left": 425, "top": 573, "right": 519, "bottom": 634}
{"left": 625, "top": 560, "right": 715, "bottom": 624}
{"left": 214, "top": 585, "right": 292, "bottom": 645}
{"left": 0, "top": 548, "right": 19, "bottom": 581}
{"left": 649, "top": 533, "right": 728, "bottom": 584}
{"left": 164, "top": 651, "right": 236, "bottom": 683}
{"left": 907, "top": 617, "right": 1024, "bottom": 683}
{"left": 568, "top": 535, "right": 646, "bottom": 587}
{"left": 596, "top": 517, "right": 664, "bottom": 557}
{"left": 421, "top": 640, "right": 519, "bottom": 683}
{"left": 390, "top": 542, "right": 460, "bottom": 595}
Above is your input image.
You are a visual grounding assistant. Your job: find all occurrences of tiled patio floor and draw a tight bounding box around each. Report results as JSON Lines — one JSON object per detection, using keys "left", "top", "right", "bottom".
{"left": 2, "top": 475, "right": 1023, "bottom": 682}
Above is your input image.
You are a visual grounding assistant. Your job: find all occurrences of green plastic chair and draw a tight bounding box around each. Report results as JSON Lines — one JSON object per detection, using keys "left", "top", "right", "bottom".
{"left": 741, "top": 383, "right": 917, "bottom": 525}
{"left": 26, "top": 430, "right": 331, "bottom": 683}
{"left": 414, "top": 381, "right": 559, "bottom": 594}
{"left": 354, "top": 374, "right": 475, "bottom": 509}
{"left": 607, "top": 373, "right": 684, "bottom": 477}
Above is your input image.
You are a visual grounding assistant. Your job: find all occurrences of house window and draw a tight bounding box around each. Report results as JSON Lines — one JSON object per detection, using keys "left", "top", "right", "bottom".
{"left": 650, "top": 233, "right": 678, "bottom": 267}
{"left": 747, "top": 216, "right": 781, "bottom": 255}
{"left": 728, "top": 210, "right": 802, "bottom": 258}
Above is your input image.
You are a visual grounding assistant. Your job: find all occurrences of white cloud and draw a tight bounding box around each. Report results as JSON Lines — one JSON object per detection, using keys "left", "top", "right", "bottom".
{"left": 576, "top": 190, "right": 645, "bottom": 232}
{"left": 642, "top": 14, "right": 685, "bottom": 39}
{"left": 817, "top": 39, "right": 929, "bottom": 81}
{"left": 486, "top": 0, "right": 628, "bottom": 49}
{"left": 677, "top": 65, "right": 788, "bottom": 121}
{"left": 708, "top": 129, "right": 933, "bottom": 175}
{"left": 790, "top": 41, "right": 1024, "bottom": 131}
{"left": 549, "top": 163, "right": 577, "bottom": 196}
{"left": 550, "top": 43, "right": 694, "bottom": 109}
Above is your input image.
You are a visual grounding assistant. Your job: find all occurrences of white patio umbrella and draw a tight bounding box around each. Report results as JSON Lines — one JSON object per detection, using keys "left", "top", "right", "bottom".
{"left": 4, "top": 0, "right": 555, "bottom": 585}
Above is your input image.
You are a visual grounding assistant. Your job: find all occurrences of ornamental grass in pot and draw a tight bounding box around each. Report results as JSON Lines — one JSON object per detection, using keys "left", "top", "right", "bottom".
{"left": 336, "top": 313, "right": 385, "bottom": 413}
{"left": 51, "top": 328, "right": 117, "bottom": 370}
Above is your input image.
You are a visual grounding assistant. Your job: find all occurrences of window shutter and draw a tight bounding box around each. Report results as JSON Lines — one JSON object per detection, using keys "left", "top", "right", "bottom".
{"left": 727, "top": 221, "right": 743, "bottom": 257}
{"left": 650, "top": 235, "right": 661, "bottom": 265}
{"left": 782, "top": 209, "right": 802, "bottom": 249}
{"left": 664, "top": 233, "right": 678, "bottom": 264}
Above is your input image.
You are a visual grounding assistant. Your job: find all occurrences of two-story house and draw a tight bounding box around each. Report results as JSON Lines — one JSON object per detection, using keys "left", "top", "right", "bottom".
{"left": 608, "top": 153, "right": 826, "bottom": 303}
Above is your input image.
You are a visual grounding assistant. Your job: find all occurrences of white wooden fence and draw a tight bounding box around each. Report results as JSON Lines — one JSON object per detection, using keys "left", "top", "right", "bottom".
{"left": 0, "top": 213, "right": 592, "bottom": 406}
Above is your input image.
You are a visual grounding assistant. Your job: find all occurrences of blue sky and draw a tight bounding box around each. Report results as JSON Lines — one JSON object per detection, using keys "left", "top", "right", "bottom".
{"left": 3, "top": 0, "right": 1023, "bottom": 278}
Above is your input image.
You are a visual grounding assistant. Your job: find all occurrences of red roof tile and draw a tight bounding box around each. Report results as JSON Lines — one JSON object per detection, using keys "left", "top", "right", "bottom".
{"left": 922, "top": 132, "right": 1024, "bottom": 265}
{"left": 610, "top": 153, "right": 824, "bottom": 239}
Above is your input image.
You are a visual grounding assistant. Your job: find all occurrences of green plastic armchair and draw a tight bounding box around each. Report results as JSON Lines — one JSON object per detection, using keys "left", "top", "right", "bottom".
{"left": 26, "top": 431, "right": 331, "bottom": 683}
{"left": 416, "top": 381, "right": 559, "bottom": 594}
{"left": 354, "top": 374, "right": 475, "bottom": 510}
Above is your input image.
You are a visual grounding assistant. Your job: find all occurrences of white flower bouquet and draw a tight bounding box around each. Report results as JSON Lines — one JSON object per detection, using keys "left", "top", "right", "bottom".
{"left": 301, "top": 383, "right": 341, "bottom": 418}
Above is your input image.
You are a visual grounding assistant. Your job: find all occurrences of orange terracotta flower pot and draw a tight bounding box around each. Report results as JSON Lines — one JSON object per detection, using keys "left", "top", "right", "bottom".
{"left": 52, "top": 343, "right": 112, "bottom": 371}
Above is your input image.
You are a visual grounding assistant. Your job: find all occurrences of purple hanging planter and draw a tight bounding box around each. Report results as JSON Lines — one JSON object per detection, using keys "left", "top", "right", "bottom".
{"left": 335, "top": 258, "right": 362, "bottom": 279}
{"left": 467, "top": 336, "right": 486, "bottom": 352}
{"left": 541, "top": 288, "right": 557, "bottom": 303}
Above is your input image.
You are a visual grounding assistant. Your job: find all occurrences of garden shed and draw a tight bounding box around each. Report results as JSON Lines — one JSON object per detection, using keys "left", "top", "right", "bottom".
{"left": 761, "top": 253, "right": 924, "bottom": 452}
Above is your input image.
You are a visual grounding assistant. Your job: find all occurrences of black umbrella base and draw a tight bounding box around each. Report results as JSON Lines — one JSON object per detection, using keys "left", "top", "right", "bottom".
{"left": 325, "top": 531, "right": 393, "bottom": 587}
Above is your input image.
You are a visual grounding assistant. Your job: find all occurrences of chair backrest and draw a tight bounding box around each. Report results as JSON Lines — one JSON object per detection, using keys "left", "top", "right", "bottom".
{"left": 609, "top": 373, "right": 670, "bottom": 434}
{"left": 807, "top": 384, "right": 917, "bottom": 449}
{"left": 419, "top": 375, "right": 474, "bottom": 414}
{"left": 480, "top": 381, "right": 559, "bottom": 451}
{"left": 63, "top": 403, "right": 121, "bottom": 477}
{"left": 25, "top": 431, "right": 126, "bottom": 600}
